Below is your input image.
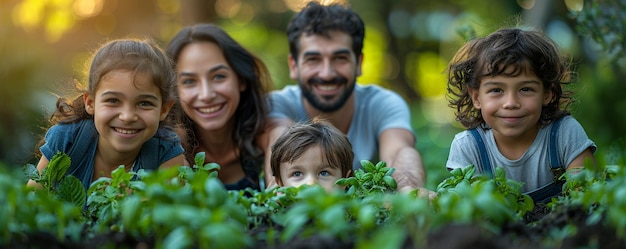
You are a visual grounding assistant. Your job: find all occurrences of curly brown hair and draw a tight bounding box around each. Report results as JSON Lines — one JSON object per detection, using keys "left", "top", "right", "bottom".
{"left": 446, "top": 27, "right": 574, "bottom": 129}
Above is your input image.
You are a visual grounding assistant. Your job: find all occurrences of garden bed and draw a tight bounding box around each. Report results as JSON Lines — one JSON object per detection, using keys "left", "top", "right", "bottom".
{"left": 3, "top": 153, "right": 625, "bottom": 249}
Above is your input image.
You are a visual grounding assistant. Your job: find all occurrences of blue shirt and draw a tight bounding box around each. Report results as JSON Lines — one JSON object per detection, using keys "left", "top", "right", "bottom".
{"left": 40, "top": 119, "right": 184, "bottom": 191}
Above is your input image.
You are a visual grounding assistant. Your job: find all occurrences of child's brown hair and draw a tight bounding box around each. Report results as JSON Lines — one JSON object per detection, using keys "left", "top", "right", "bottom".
{"left": 270, "top": 119, "right": 354, "bottom": 183}
{"left": 447, "top": 27, "right": 574, "bottom": 129}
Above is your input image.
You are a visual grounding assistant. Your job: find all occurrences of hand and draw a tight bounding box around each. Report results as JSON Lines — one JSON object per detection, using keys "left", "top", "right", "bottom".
{"left": 399, "top": 186, "right": 437, "bottom": 200}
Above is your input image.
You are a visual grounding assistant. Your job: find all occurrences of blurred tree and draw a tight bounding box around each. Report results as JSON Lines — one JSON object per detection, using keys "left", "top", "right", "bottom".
{"left": 0, "top": 3, "right": 65, "bottom": 165}
{"left": 568, "top": 0, "right": 626, "bottom": 148}
{"left": 2, "top": 0, "right": 624, "bottom": 173}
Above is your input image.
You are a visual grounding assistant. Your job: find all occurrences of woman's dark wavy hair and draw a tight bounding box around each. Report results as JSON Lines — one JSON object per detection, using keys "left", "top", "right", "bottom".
{"left": 446, "top": 27, "right": 574, "bottom": 129}
{"left": 166, "top": 23, "right": 271, "bottom": 165}
{"left": 286, "top": 1, "right": 365, "bottom": 61}
{"left": 36, "top": 38, "right": 178, "bottom": 156}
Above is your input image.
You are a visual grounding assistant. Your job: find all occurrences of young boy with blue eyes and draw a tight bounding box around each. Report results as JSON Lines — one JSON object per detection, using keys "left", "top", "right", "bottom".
{"left": 270, "top": 119, "right": 353, "bottom": 192}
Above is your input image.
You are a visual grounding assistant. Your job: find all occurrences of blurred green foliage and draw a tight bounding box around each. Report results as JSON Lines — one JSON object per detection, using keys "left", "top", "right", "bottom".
{"left": 0, "top": 0, "right": 624, "bottom": 190}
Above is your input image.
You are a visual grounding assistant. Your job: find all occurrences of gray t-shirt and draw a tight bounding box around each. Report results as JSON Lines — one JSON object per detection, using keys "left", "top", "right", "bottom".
{"left": 269, "top": 84, "right": 415, "bottom": 170}
{"left": 446, "top": 115, "right": 596, "bottom": 192}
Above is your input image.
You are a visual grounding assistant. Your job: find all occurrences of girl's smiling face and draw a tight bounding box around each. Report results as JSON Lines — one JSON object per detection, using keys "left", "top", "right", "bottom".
{"left": 470, "top": 66, "right": 552, "bottom": 142}
{"left": 84, "top": 70, "right": 172, "bottom": 156}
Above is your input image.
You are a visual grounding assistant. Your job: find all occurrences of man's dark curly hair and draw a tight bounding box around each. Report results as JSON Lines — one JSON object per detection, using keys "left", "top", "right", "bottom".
{"left": 286, "top": 1, "right": 365, "bottom": 61}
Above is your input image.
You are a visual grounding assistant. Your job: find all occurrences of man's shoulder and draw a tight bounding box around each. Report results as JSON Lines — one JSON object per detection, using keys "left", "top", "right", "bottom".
{"left": 271, "top": 85, "right": 300, "bottom": 96}
{"left": 356, "top": 84, "right": 403, "bottom": 98}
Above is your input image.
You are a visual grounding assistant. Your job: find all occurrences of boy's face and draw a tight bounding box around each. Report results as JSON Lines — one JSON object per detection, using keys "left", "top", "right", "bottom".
{"left": 469, "top": 66, "right": 552, "bottom": 143}
{"left": 276, "top": 145, "right": 345, "bottom": 192}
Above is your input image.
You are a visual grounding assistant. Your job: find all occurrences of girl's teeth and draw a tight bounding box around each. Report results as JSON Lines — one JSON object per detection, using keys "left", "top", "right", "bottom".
{"left": 115, "top": 128, "right": 138, "bottom": 134}
{"left": 199, "top": 105, "right": 221, "bottom": 113}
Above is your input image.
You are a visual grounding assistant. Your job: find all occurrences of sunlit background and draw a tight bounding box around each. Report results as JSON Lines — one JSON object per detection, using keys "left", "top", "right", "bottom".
{"left": 1, "top": 0, "right": 624, "bottom": 188}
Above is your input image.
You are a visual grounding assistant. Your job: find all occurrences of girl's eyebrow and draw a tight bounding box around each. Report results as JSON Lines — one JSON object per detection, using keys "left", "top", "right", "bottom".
{"left": 101, "top": 91, "right": 159, "bottom": 101}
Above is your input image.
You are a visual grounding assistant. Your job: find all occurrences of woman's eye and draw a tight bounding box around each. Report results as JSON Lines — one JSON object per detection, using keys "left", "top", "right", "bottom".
{"left": 180, "top": 78, "right": 195, "bottom": 85}
{"left": 213, "top": 74, "right": 226, "bottom": 81}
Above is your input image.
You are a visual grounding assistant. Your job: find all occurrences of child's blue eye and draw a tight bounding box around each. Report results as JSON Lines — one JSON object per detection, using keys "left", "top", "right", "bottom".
{"left": 520, "top": 87, "right": 533, "bottom": 92}
{"left": 138, "top": 101, "right": 156, "bottom": 107}
{"left": 319, "top": 171, "right": 331, "bottom": 177}
{"left": 292, "top": 172, "right": 303, "bottom": 177}
{"left": 104, "top": 98, "right": 120, "bottom": 104}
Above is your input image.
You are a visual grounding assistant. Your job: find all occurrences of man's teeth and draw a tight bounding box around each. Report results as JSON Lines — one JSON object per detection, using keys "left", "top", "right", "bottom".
{"left": 115, "top": 128, "right": 139, "bottom": 134}
{"left": 318, "top": 84, "right": 339, "bottom": 91}
{"left": 199, "top": 105, "right": 221, "bottom": 113}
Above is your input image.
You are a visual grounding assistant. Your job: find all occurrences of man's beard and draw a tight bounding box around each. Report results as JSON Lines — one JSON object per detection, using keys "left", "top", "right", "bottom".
{"left": 300, "top": 76, "right": 355, "bottom": 113}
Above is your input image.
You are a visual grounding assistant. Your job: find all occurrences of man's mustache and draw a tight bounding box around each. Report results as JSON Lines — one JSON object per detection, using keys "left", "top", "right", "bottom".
{"left": 308, "top": 77, "right": 347, "bottom": 84}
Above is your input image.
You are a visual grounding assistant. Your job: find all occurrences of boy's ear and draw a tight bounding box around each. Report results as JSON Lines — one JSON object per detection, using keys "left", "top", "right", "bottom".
{"left": 84, "top": 93, "right": 95, "bottom": 115}
{"left": 274, "top": 176, "right": 283, "bottom": 186}
{"left": 468, "top": 88, "right": 481, "bottom": 109}
{"left": 543, "top": 89, "right": 553, "bottom": 106}
{"left": 160, "top": 100, "right": 175, "bottom": 121}
{"left": 345, "top": 169, "right": 353, "bottom": 178}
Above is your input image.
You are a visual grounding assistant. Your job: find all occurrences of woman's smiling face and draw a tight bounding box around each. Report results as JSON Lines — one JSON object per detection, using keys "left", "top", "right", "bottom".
{"left": 175, "top": 42, "right": 245, "bottom": 133}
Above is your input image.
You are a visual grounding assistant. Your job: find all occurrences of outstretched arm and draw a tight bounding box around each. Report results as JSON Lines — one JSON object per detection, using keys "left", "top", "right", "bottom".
{"left": 566, "top": 147, "right": 595, "bottom": 172}
{"left": 261, "top": 118, "right": 293, "bottom": 189}
{"left": 26, "top": 156, "right": 50, "bottom": 188}
{"left": 379, "top": 128, "right": 426, "bottom": 191}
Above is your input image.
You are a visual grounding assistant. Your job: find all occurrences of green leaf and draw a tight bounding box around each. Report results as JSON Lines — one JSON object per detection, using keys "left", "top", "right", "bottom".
{"left": 163, "top": 227, "right": 192, "bottom": 249}
{"left": 463, "top": 165, "right": 476, "bottom": 180}
{"left": 383, "top": 175, "right": 397, "bottom": 190}
{"left": 375, "top": 161, "right": 386, "bottom": 171}
{"left": 121, "top": 196, "right": 142, "bottom": 230}
{"left": 111, "top": 165, "right": 134, "bottom": 188}
{"left": 361, "top": 160, "right": 376, "bottom": 172}
{"left": 199, "top": 162, "right": 220, "bottom": 172}
{"left": 194, "top": 152, "right": 206, "bottom": 169}
{"left": 56, "top": 175, "right": 86, "bottom": 207}
{"left": 23, "top": 163, "right": 41, "bottom": 181}
{"left": 46, "top": 151, "right": 72, "bottom": 184}
{"left": 385, "top": 167, "right": 395, "bottom": 176}
{"left": 204, "top": 178, "right": 227, "bottom": 208}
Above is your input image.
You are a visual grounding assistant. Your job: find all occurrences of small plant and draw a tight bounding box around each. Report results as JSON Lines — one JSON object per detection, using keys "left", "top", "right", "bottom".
{"left": 336, "top": 160, "right": 397, "bottom": 198}
{"left": 23, "top": 151, "right": 86, "bottom": 207}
